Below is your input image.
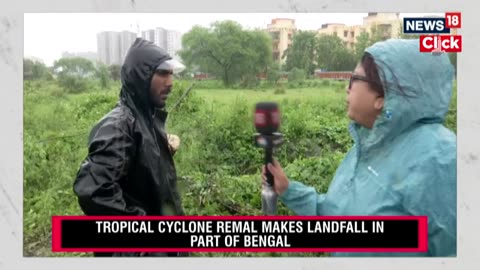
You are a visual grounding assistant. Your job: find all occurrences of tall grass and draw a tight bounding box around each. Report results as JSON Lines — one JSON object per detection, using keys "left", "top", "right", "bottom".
{"left": 23, "top": 79, "right": 457, "bottom": 257}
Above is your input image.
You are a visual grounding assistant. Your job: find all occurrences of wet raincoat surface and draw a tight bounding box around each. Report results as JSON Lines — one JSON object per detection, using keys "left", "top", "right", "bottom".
{"left": 280, "top": 39, "right": 457, "bottom": 257}
{"left": 74, "top": 38, "right": 184, "bottom": 220}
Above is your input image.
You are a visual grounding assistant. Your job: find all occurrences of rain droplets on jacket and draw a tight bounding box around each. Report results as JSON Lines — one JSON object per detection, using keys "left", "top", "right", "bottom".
{"left": 280, "top": 39, "right": 457, "bottom": 257}
{"left": 73, "top": 38, "right": 184, "bottom": 218}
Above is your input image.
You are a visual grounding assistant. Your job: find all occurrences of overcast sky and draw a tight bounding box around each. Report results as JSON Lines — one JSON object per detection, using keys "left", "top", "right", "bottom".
{"left": 24, "top": 13, "right": 442, "bottom": 66}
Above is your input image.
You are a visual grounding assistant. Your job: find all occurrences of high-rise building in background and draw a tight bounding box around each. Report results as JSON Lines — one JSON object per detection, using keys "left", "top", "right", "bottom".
{"left": 141, "top": 27, "right": 183, "bottom": 60}
{"left": 119, "top": 31, "right": 138, "bottom": 62}
{"left": 97, "top": 31, "right": 137, "bottom": 66}
{"left": 266, "top": 18, "right": 297, "bottom": 64}
{"left": 97, "top": 32, "right": 109, "bottom": 65}
{"left": 141, "top": 29, "right": 156, "bottom": 44}
{"left": 95, "top": 14, "right": 404, "bottom": 67}
{"left": 166, "top": 30, "right": 182, "bottom": 60}
{"left": 98, "top": 28, "right": 181, "bottom": 66}
{"left": 97, "top": 31, "right": 118, "bottom": 65}
{"left": 156, "top": 28, "right": 167, "bottom": 50}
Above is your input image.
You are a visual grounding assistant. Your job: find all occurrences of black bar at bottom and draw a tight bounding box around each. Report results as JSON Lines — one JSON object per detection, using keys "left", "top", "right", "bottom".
{"left": 60, "top": 219, "right": 419, "bottom": 249}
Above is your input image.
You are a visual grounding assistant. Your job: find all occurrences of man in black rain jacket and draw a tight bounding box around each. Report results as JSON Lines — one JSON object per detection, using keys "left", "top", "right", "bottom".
{"left": 73, "top": 38, "right": 185, "bottom": 257}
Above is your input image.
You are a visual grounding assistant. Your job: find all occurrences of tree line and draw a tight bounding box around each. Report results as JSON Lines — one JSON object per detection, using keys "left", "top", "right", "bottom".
{"left": 23, "top": 57, "right": 122, "bottom": 92}
{"left": 24, "top": 20, "right": 457, "bottom": 91}
{"left": 179, "top": 21, "right": 457, "bottom": 87}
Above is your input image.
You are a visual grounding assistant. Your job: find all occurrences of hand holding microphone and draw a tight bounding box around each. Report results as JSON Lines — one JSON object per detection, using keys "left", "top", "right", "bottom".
{"left": 261, "top": 159, "right": 289, "bottom": 196}
{"left": 254, "top": 102, "right": 284, "bottom": 215}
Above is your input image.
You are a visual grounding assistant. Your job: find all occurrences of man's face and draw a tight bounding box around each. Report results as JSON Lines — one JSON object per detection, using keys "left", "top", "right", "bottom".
{"left": 150, "top": 69, "right": 173, "bottom": 108}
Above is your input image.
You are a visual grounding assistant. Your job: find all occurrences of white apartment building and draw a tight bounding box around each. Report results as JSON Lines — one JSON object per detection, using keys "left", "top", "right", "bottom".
{"left": 97, "top": 31, "right": 137, "bottom": 65}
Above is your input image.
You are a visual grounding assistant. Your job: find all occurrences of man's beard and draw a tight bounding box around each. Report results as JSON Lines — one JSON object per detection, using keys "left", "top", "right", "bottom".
{"left": 152, "top": 98, "right": 166, "bottom": 109}
{"left": 151, "top": 87, "right": 171, "bottom": 109}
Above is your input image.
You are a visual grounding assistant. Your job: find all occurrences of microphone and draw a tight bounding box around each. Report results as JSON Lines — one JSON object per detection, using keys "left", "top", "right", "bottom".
{"left": 254, "top": 102, "right": 283, "bottom": 215}
{"left": 254, "top": 102, "right": 280, "bottom": 135}
{"left": 254, "top": 102, "right": 280, "bottom": 186}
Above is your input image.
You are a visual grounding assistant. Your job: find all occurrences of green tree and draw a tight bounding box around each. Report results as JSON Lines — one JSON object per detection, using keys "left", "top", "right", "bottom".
{"left": 368, "top": 24, "right": 390, "bottom": 44}
{"left": 266, "top": 63, "right": 281, "bottom": 84}
{"left": 288, "top": 67, "right": 306, "bottom": 82}
{"left": 284, "top": 31, "right": 317, "bottom": 75}
{"left": 108, "top": 64, "right": 122, "bottom": 81}
{"left": 53, "top": 57, "right": 95, "bottom": 93}
{"left": 95, "top": 62, "right": 111, "bottom": 89}
{"left": 237, "top": 30, "right": 273, "bottom": 87}
{"left": 53, "top": 57, "right": 95, "bottom": 77}
{"left": 180, "top": 21, "right": 273, "bottom": 87}
{"left": 354, "top": 24, "right": 402, "bottom": 61}
{"left": 23, "top": 59, "right": 52, "bottom": 80}
{"left": 316, "top": 34, "right": 356, "bottom": 71}
{"left": 354, "top": 31, "right": 371, "bottom": 60}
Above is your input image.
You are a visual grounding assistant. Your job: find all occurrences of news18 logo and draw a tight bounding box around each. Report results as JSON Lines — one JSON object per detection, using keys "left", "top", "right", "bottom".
{"left": 403, "top": 12, "right": 462, "bottom": 53}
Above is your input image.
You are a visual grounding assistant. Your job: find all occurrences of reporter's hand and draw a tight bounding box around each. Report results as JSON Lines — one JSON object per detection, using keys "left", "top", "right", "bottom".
{"left": 261, "top": 159, "right": 289, "bottom": 196}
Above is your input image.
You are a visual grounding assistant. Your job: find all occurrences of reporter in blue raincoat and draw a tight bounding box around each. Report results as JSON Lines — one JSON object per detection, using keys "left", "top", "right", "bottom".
{"left": 262, "top": 39, "right": 456, "bottom": 257}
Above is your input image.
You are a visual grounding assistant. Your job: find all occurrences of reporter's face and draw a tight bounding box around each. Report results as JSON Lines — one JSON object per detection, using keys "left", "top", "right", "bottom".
{"left": 150, "top": 70, "right": 173, "bottom": 108}
{"left": 346, "top": 64, "right": 384, "bottom": 128}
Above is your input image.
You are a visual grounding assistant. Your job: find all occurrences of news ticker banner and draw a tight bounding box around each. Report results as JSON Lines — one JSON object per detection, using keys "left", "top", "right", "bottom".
{"left": 52, "top": 216, "right": 428, "bottom": 253}
{"left": 403, "top": 12, "right": 462, "bottom": 53}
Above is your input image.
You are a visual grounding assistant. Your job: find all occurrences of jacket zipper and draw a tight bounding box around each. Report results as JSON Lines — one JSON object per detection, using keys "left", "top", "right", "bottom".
{"left": 150, "top": 113, "right": 179, "bottom": 215}
{"left": 348, "top": 123, "right": 362, "bottom": 187}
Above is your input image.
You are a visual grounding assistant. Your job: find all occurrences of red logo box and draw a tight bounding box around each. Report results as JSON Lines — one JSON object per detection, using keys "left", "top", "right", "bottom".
{"left": 445, "top": 12, "right": 461, "bottom": 28}
{"left": 419, "top": 35, "right": 462, "bottom": 53}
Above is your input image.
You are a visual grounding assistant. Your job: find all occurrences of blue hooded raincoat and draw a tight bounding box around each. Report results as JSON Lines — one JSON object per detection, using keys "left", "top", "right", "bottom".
{"left": 280, "top": 39, "right": 457, "bottom": 257}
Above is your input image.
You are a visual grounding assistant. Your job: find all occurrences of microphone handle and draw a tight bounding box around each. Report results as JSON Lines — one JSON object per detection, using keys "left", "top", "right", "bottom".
{"left": 265, "top": 146, "right": 274, "bottom": 186}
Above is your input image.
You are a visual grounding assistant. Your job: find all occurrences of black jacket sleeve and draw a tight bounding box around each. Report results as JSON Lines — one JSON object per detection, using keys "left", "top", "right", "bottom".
{"left": 73, "top": 115, "right": 145, "bottom": 216}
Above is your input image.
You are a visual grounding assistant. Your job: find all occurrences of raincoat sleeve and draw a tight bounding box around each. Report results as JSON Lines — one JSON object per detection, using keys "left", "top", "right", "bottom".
{"left": 279, "top": 180, "right": 327, "bottom": 216}
{"left": 402, "top": 154, "right": 457, "bottom": 256}
{"left": 73, "top": 117, "right": 146, "bottom": 216}
{"left": 277, "top": 148, "right": 357, "bottom": 216}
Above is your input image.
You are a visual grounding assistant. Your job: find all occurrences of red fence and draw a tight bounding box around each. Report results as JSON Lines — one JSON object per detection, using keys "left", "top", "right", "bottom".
{"left": 193, "top": 73, "right": 209, "bottom": 80}
{"left": 314, "top": 71, "right": 352, "bottom": 80}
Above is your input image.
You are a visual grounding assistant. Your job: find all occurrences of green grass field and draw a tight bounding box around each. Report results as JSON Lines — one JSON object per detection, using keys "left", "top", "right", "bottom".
{"left": 195, "top": 87, "right": 346, "bottom": 105}
{"left": 23, "top": 79, "right": 456, "bottom": 257}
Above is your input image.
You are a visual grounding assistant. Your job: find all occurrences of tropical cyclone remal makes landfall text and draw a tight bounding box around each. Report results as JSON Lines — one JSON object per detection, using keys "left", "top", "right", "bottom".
{"left": 95, "top": 220, "right": 383, "bottom": 234}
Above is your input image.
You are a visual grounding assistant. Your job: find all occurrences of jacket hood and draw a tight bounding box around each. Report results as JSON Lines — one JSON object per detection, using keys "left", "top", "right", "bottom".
{"left": 120, "top": 38, "right": 172, "bottom": 120}
{"left": 351, "top": 39, "right": 455, "bottom": 152}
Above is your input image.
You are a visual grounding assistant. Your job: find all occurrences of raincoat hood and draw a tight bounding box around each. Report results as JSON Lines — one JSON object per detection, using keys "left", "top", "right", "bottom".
{"left": 120, "top": 38, "right": 172, "bottom": 119}
{"left": 279, "top": 39, "right": 457, "bottom": 257}
{"left": 352, "top": 39, "right": 455, "bottom": 151}
{"left": 75, "top": 38, "right": 186, "bottom": 223}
